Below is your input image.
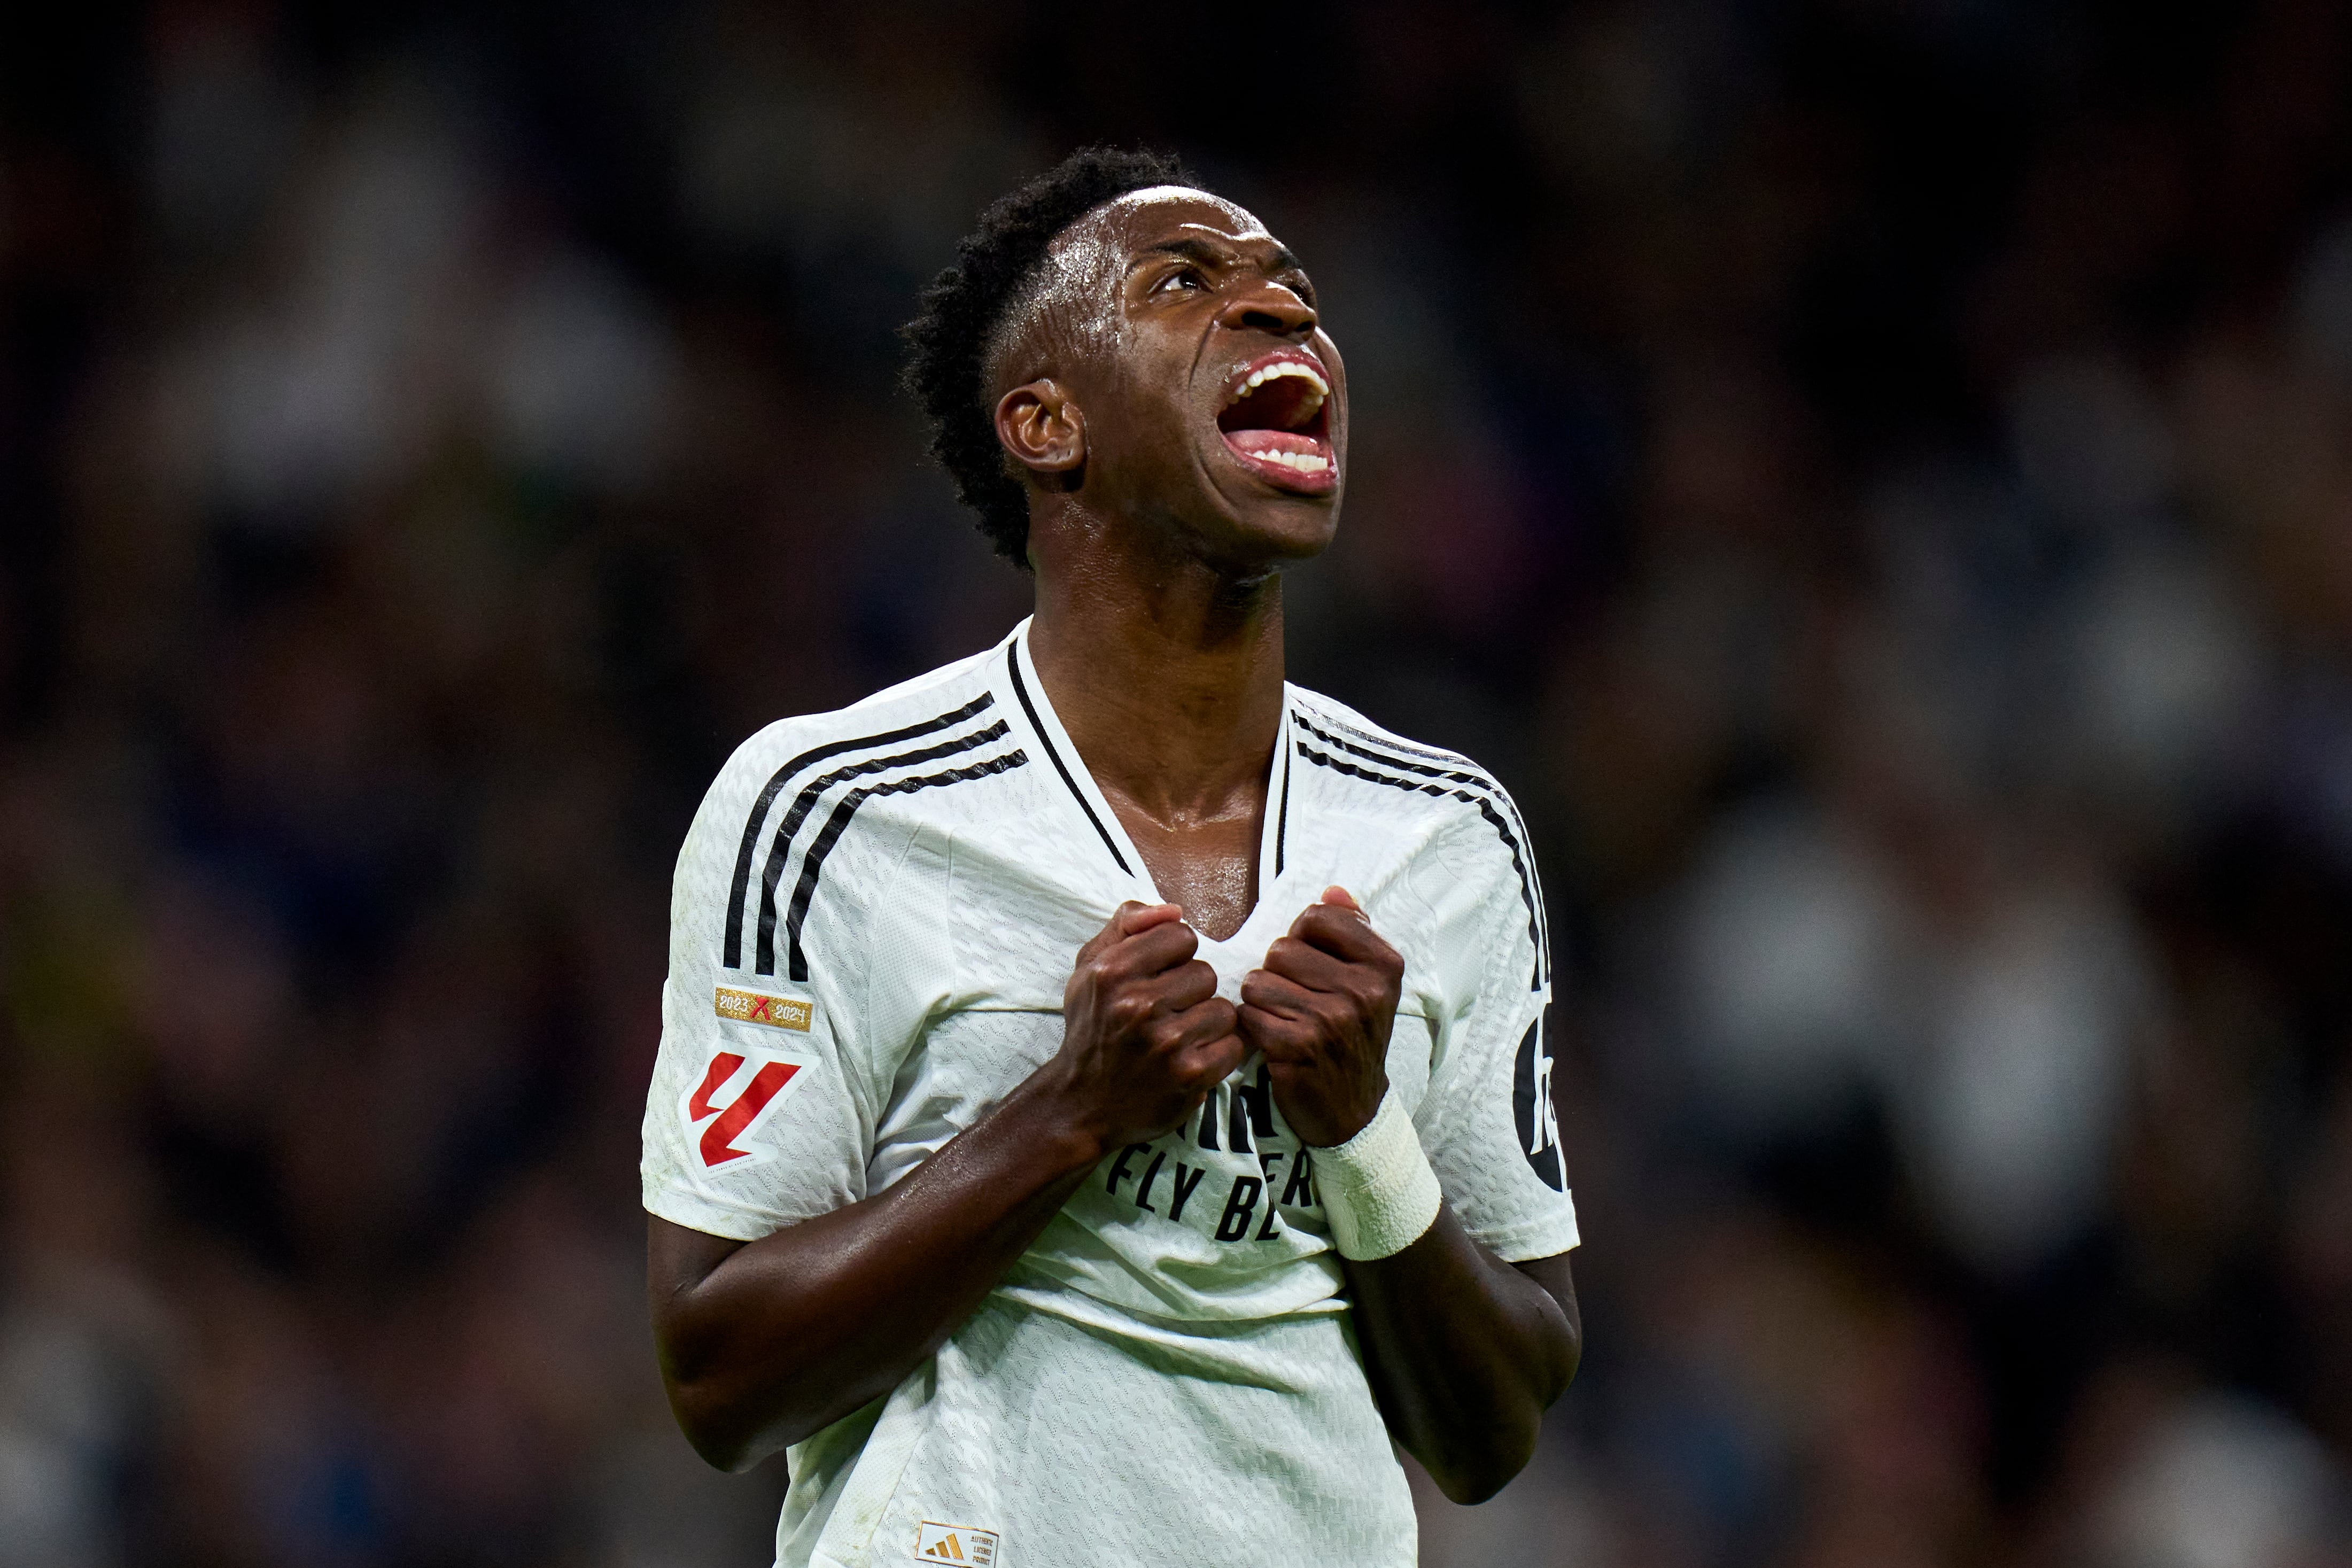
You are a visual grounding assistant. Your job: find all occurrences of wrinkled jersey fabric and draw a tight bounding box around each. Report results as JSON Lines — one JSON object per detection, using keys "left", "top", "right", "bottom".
{"left": 642, "top": 619, "right": 1578, "bottom": 1568}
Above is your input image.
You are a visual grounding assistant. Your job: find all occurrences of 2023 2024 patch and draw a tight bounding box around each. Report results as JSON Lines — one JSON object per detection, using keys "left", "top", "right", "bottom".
{"left": 713, "top": 986, "right": 813, "bottom": 1031}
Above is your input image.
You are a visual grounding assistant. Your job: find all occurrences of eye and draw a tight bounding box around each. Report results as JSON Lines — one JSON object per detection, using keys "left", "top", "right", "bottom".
{"left": 1154, "top": 266, "right": 1207, "bottom": 294}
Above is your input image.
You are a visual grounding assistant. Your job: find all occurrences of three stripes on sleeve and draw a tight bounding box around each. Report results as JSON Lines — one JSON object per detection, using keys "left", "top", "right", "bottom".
{"left": 720, "top": 694, "right": 1027, "bottom": 982}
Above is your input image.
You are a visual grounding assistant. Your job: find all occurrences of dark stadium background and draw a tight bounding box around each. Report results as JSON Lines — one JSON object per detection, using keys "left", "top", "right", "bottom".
{"left": 4, "top": 2, "right": 2352, "bottom": 1563}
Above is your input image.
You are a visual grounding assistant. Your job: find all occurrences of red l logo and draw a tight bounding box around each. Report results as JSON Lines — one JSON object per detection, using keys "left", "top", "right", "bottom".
{"left": 687, "top": 1052, "right": 804, "bottom": 1166}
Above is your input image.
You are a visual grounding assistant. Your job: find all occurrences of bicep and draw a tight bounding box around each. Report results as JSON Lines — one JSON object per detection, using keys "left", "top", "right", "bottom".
{"left": 1512, "top": 1248, "right": 1579, "bottom": 1341}
{"left": 647, "top": 1216, "right": 747, "bottom": 1356}
{"left": 649, "top": 1214, "right": 746, "bottom": 1302}
{"left": 1512, "top": 1247, "right": 1582, "bottom": 1398}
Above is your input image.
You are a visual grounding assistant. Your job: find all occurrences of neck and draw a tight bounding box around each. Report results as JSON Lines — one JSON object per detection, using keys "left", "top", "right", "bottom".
{"left": 1025, "top": 525, "right": 1286, "bottom": 826}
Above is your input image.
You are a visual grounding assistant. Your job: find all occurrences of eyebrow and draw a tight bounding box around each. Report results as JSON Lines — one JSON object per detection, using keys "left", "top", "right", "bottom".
{"left": 1139, "top": 237, "right": 1308, "bottom": 275}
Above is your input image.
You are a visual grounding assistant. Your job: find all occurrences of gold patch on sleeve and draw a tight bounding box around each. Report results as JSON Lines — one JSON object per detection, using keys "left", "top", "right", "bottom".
{"left": 713, "top": 987, "right": 813, "bottom": 1032}
{"left": 915, "top": 1523, "right": 998, "bottom": 1564}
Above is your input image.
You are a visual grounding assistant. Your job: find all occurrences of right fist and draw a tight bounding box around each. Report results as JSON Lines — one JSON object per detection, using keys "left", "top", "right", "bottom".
{"left": 1046, "top": 902, "right": 1245, "bottom": 1152}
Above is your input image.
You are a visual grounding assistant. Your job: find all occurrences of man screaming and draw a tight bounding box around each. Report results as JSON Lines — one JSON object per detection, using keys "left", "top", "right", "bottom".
{"left": 644, "top": 147, "right": 1581, "bottom": 1568}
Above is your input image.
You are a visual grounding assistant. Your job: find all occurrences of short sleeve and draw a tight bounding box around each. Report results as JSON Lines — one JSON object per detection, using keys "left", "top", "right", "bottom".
{"left": 640, "top": 731, "right": 926, "bottom": 1243}
{"left": 1403, "top": 811, "right": 1581, "bottom": 1263}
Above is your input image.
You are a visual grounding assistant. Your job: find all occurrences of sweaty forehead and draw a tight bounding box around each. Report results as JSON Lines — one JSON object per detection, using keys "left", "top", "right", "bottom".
{"left": 1053, "top": 186, "right": 1275, "bottom": 269}
{"left": 993, "top": 188, "right": 1279, "bottom": 378}
{"left": 1101, "top": 186, "right": 1271, "bottom": 245}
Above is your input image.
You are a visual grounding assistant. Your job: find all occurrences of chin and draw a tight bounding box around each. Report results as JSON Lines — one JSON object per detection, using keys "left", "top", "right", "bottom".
{"left": 1198, "top": 486, "right": 1341, "bottom": 570}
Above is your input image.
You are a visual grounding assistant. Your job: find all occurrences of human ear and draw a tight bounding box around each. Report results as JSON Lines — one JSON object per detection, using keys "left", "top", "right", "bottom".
{"left": 994, "top": 379, "right": 1086, "bottom": 475}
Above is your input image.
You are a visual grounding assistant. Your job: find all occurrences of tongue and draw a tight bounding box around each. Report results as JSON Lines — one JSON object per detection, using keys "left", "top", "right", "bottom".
{"left": 1224, "top": 429, "right": 1327, "bottom": 458}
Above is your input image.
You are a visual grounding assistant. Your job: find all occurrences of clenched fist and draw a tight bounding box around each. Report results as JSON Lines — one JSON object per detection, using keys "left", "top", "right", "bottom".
{"left": 1041, "top": 902, "right": 1247, "bottom": 1155}
{"left": 1238, "top": 887, "right": 1403, "bottom": 1148}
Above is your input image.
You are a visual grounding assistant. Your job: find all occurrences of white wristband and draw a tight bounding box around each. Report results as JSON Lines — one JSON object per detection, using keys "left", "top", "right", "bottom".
{"left": 1312, "top": 1088, "right": 1442, "bottom": 1261}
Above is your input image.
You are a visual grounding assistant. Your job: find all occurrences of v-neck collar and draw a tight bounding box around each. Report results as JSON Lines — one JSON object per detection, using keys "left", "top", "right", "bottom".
{"left": 997, "top": 618, "right": 1294, "bottom": 951}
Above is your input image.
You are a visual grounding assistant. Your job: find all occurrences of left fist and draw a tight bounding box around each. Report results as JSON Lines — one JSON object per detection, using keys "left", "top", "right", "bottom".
{"left": 1238, "top": 887, "right": 1404, "bottom": 1147}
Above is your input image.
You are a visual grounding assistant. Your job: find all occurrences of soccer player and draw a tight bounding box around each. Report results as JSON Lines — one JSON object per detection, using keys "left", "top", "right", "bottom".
{"left": 643, "top": 148, "right": 1581, "bottom": 1568}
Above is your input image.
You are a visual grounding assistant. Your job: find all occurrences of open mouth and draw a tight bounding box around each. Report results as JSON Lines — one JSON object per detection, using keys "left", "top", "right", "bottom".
{"left": 1216, "top": 350, "right": 1336, "bottom": 494}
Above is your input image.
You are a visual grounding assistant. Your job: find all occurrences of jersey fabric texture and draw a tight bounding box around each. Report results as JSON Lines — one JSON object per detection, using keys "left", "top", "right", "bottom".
{"left": 642, "top": 620, "right": 1579, "bottom": 1568}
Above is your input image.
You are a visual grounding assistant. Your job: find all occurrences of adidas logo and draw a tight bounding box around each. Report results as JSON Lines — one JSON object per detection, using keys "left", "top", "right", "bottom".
{"left": 913, "top": 1522, "right": 997, "bottom": 1565}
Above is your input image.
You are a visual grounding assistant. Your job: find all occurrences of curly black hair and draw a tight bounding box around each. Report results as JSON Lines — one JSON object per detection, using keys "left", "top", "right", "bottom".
{"left": 902, "top": 146, "right": 1194, "bottom": 567}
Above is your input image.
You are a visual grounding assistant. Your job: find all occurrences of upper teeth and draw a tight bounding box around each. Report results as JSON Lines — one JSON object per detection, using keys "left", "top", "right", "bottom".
{"left": 1230, "top": 361, "right": 1329, "bottom": 407}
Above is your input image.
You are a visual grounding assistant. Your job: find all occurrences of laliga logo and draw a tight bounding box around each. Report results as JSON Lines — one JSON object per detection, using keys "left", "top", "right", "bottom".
{"left": 683, "top": 1049, "right": 810, "bottom": 1168}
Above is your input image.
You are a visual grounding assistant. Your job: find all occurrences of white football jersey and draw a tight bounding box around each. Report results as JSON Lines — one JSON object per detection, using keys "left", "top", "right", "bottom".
{"left": 642, "top": 619, "right": 1578, "bottom": 1568}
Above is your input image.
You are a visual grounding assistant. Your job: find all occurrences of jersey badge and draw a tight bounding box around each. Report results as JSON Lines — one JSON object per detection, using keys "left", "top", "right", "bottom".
{"left": 682, "top": 1044, "right": 814, "bottom": 1168}
{"left": 914, "top": 1522, "right": 998, "bottom": 1564}
{"left": 1513, "top": 1018, "right": 1565, "bottom": 1191}
{"left": 713, "top": 985, "right": 813, "bottom": 1031}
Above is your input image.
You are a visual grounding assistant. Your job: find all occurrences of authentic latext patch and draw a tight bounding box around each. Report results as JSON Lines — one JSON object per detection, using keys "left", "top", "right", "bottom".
{"left": 914, "top": 1522, "right": 999, "bottom": 1565}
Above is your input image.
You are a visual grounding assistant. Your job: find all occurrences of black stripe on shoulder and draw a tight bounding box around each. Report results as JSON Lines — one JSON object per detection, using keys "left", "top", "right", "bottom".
{"left": 1294, "top": 738, "right": 1544, "bottom": 990}
{"left": 753, "top": 718, "right": 1010, "bottom": 976}
{"left": 785, "top": 749, "right": 1030, "bottom": 983}
{"left": 1293, "top": 710, "right": 1491, "bottom": 788}
{"left": 723, "top": 693, "right": 995, "bottom": 968}
{"left": 1296, "top": 702, "right": 1487, "bottom": 774}
{"left": 1275, "top": 715, "right": 1292, "bottom": 878}
{"left": 1295, "top": 703, "right": 1546, "bottom": 850}
{"left": 1007, "top": 648, "right": 1131, "bottom": 876}
{"left": 1292, "top": 707, "right": 1549, "bottom": 983}
{"left": 1294, "top": 705, "right": 1542, "bottom": 858}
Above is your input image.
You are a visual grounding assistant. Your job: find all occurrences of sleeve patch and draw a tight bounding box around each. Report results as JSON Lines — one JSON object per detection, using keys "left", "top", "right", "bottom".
{"left": 715, "top": 986, "right": 814, "bottom": 1031}
{"left": 1513, "top": 1019, "right": 1565, "bottom": 1192}
{"left": 681, "top": 1044, "right": 817, "bottom": 1168}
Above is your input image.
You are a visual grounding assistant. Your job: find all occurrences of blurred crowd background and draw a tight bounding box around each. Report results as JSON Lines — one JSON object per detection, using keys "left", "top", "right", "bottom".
{"left": 4, "top": 2, "right": 2352, "bottom": 1565}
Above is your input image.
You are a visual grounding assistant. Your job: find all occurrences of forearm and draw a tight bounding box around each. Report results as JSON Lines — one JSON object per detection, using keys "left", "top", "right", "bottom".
{"left": 1342, "top": 1212, "right": 1580, "bottom": 1503}
{"left": 651, "top": 1077, "right": 1100, "bottom": 1469}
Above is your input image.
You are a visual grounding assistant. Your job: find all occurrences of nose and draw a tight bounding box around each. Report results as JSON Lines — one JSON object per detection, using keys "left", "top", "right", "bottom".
{"left": 1215, "top": 278, "right": 1316, "bottom": 340}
